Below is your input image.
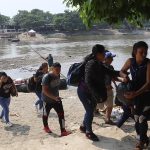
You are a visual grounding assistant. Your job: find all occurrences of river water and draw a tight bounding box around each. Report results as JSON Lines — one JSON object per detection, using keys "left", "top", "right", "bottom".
{"left": 0, "top": 34, "right": 150, "bottom": 79}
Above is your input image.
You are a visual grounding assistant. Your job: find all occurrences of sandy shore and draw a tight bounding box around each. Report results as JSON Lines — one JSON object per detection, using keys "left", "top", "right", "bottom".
{"left": 0, "top": 88, "right": 147, "bottom": 150}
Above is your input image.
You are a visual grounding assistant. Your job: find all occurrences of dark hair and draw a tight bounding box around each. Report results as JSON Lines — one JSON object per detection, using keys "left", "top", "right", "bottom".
{"left": 132, "top": 41, "right": 148, "bottom": 58}
{"left": 39, "top": 62, "right": 48, "bottom": 70}
{"left": 92, "top": 44, "right": 105, "bottom": 56}
{"left": 84, "top": 44, "right": 105, "bottom": 63}
{"left": 0, "top": 72, "right": 7, "bottom": 77}
{"left": 52, "top": 62, "right": 61, "bottom": 68}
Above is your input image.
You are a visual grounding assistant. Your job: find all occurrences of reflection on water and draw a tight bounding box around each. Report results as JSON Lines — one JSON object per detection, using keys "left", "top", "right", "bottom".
{"left": 1, "top": 34, "right": 150, "bottom": 78}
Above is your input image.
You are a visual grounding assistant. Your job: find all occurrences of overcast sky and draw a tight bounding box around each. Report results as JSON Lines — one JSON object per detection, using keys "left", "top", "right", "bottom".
{"left": 0, "top": 0, "right": 74, "bottom": 17}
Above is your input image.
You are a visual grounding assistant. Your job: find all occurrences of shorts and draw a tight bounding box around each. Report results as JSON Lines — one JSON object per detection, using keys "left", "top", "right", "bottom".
{"left": 97, "top": 89, "right": 114, "bottom": 110}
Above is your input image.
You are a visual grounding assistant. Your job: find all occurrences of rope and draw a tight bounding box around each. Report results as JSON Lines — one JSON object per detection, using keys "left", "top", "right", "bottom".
{"left": 28, "top": 45, "right": 67, "bottom": 79}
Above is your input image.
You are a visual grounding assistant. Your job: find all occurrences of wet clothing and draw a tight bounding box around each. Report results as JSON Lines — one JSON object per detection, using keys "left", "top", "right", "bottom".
{"left": 129, "top": 57, "right": 150, "bottom": 143}
{"left": 0, "top": 77, "right": 13, "bottom": 98}
{"left": 42, "top": 73, "right": 60, "bottom": 104}
{"left": 43, "top": 101, "right": 65, "bottom": 131}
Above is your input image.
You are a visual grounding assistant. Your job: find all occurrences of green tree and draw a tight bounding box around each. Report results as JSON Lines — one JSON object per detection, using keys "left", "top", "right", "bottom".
{"left": 64, "top": 0, "right": 150, "bottom": 27}
{"left": 0, "top": 14, "right": 10, "bottom": 26}
{"left": 53, "top": 10, "right": 86, "bottom": 31}
{"left": 13, "top": 9, "right": 53, "bottom": 29}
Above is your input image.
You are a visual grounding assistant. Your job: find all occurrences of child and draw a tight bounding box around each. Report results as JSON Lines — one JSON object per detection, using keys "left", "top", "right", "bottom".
{"left": 0, "top": 72, "right": 18, "bottom": 127}
{"left": 42, "top": 62, "right": 71, "bottom": 136}
{"left": 97, "top": 51, "right": 116, "bottom": 125}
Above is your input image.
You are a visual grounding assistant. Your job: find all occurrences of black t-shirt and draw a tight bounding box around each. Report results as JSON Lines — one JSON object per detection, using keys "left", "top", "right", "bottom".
{"left": 42, "top": 73, "right": 60, "bottom": 104}
{"left": 0, "top": 77, "right": 13, "bottom": 98}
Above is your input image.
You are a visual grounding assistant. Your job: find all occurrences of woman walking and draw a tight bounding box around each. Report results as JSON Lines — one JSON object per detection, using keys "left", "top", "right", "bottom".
{"left": 0, "top": 72, "right": 18, "bottom": 127}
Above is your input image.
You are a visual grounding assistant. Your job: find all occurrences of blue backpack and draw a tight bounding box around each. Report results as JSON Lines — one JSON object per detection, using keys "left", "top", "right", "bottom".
{"left": 67, "top": 62, "right": 85, "bottom": 86}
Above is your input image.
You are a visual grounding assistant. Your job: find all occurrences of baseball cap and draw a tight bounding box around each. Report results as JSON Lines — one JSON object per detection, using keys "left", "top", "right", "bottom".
{"left": 105, "top": 51, "right": 116, "bottom": 58}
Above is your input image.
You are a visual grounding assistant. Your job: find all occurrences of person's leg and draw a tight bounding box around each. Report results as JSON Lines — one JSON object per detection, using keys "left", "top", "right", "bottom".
{"left": 0, "top": 97, "right": 4, "bottom": 119}
{"left": 42, "top": 102, "right": 52, "bottom": 132}
{"left": 103, "top": 90, "right": 115, "bottom": 125}
{"left": 0, "top": 110, "right": 4, "bottom": 119}
{"left": 53, "top": 101, "right": 71, "bottom": 136}
{"left": 77, "top": 87, "right": 94, "bottom": 133}
{"left": 0, "top": 97, "right": 10, "bottom": 123}
{"left": 116, "top": 105, "right": 132, "bottom": 128}
{"left": 53, "top": 101, "right": 65, "bottom": 131}
{"left": 35, "top": 92, "right": 43, "bottom": 109}
{"left": 77, "top": 87, "right": 99, "bottom": 141}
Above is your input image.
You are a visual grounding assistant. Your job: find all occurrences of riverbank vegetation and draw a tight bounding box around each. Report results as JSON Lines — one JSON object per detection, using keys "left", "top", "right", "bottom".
{"left": 1, "top": 7, "right": 150, "bottom": 34}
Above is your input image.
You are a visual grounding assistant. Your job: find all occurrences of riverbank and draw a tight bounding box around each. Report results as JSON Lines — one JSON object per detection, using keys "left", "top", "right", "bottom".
{"left": 17, "top": 29, "right": 150, "bottom": 45}
{"left": 1, "top": 34, "right": 150, "bottom": 150}
{"left": 0, "top": 90, "right": 139, "bottom": 150}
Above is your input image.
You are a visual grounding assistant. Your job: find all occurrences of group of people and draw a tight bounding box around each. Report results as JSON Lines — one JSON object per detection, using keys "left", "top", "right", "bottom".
{"left": 0, "top": 41, "right": 150, "bottom": 150}
{"left": 77, "top": 41, "right": 150, "bottom": 150}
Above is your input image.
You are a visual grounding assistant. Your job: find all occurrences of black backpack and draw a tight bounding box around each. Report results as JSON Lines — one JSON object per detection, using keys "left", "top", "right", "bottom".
{"left": 67, "top": 62, "right": 85, "bottom": 86}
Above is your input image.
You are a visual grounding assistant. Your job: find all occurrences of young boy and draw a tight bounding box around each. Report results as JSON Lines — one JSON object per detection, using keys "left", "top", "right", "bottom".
{"left": 42, "top": 62, "right": 71, "bottom": 136}
{"left": 97, "top": 51, "right": 116, "bottom": 125}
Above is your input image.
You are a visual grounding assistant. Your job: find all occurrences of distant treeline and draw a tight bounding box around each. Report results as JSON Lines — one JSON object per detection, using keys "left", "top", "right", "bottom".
{"left": 0, "top": 9, "right": 150, "bottom": 33}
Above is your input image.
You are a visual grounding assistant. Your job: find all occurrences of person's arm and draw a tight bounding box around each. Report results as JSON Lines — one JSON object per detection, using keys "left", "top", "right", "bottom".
{"left": 103, "top": 64, "right": 127, "bottom": 79}
{"left": 120, "top": 58, "right": 131, "bottom": 74}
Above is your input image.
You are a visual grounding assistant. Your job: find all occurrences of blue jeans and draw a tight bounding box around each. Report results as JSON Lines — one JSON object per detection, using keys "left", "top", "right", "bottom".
{"left": 77, "top": 86, "right": 95, "bottom": 133}
{"left": 35, "top": 91, "right": 43, "bottom": 110}
{"left": 0, "top": 97, "right": 11, "bottom": 123}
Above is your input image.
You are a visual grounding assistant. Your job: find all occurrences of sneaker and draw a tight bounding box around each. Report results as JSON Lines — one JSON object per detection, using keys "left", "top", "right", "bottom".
{"left": 5, "top": 122, "right": 13, "bottom": 127}
{"left": 43, "top": 126, "right": 52, "bottom": 133}
{"left": 80, "top": 126, "right": 86, "bottom": 133}
{"left": 61, "top": 130, "right": 71, "bottom": 137}
{"left": 86, "top": 132, "right": 99, "bottom": 141}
